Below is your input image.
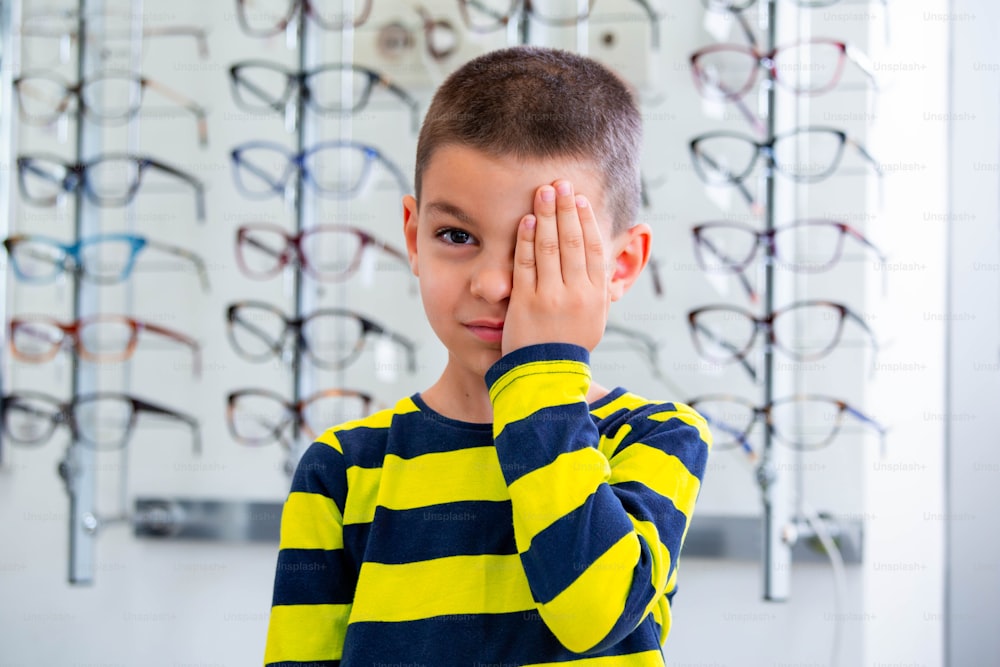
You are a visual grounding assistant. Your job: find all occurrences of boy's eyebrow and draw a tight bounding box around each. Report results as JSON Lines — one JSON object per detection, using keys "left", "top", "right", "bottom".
{"left": 423, "top": 200, "right": 477, "bottom": 226}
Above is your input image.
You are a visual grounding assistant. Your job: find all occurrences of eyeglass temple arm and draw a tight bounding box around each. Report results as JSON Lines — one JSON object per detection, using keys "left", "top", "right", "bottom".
{"left": 646, "top": 255, "right": 664, "bottom": 297}
{"left": 141, "top": 26, "right": 210, "bottom": 59}
{"left": 465, "top": 0, "right": 509, "bottom": 25}
{"left": 139, "top": 321, "right": 202, "bottom": 377}
{"left": 376, "top": 74, "right": 421, "bottom": 133}
{"left": 231, "top": 66, "right": 288, "bottom": 113}
{"left": 844, "top": 43, "right": 880, "bottom": 92}
{"left": 376, "top": 152, "right": 413, "bottom": 197}
{"left": 695, "top": 149, "right": 758, "bottom": 210}
{"left": 604, "top": 322, "right": 661, "bottom": 368}
{"left": 232, "top": 151, "right": 286, "bottom": 196}
{"left": 700, "top": 411, "right": 755, "bottom": 457}
{"left": 696, "top": 232, "right": 757, "bottom": 301}
{"left": 838, "top": 304, "right": 882, "bottom": 379}
{"left": 144, "top": 158, "right": 206, "bottom": 221}
{"left": 844, "top": 223, "right": 889, "bottom": 296}
{"left": 133, "top": 397, "right": 202, "bottom": 455}
{"left": 844, "top": 402, "right": 888, "bottom": 459}
{"left": 13, "top": 77, "right": 71, "bottom": 119}
{"left": 143, "top": 78, "right": 209, "bottom": 147}
{"left": 732, "top": 8, "right": 758, "bottom": 47}
{"left": 628, "top": 0, "right": 661, "bottom": 49}
{"left": 141, "top": 238, "right": 211, "bottom": 291}
{"left": 230, "top": 309, "right": 287, "bottom": 358}
{"left": 692, "top": 320, "right": 757, "bottom": 380}
{"left": 5, "top": 235, "right": 79, "bottom": 277}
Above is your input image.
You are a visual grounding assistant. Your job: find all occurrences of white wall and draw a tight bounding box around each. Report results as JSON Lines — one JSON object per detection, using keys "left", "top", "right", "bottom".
{"left": 946, "top": 0, "right": 1000, "bottom": 664}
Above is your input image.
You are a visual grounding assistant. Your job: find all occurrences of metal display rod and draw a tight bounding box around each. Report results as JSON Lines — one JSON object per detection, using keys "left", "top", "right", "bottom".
{"left": 754, "top": 0, "right": 793, "bottom": 602}
{"left": 61, "top": 0, "right": 103, "bottom": 586}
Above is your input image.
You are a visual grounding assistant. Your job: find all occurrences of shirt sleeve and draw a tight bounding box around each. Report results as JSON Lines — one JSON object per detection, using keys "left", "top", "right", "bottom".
{"left": 263, "top": 432, "right": 356, "bottom": 667}
{"left": 485, "top": 342, "right": 712, "bottom": 655}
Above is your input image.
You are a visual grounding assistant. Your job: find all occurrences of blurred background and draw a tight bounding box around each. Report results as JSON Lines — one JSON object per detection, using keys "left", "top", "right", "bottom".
{"left": 0, "top": 0, "right": 996, "bottom": 665}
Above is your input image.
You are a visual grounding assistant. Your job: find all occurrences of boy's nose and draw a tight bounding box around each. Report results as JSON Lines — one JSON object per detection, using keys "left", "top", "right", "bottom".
{"left": 470, "top": 258, "right": 513, "bottom": 304}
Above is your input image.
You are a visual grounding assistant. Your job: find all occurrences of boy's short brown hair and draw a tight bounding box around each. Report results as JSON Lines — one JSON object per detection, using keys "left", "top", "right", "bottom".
{"left": 414, "top": 46, "right": 643, "bottom": 234}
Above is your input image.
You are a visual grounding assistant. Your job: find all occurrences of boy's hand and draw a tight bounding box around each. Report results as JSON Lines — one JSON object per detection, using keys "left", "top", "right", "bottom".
{"left": 502, "top": 179, "right": 610, "bottom": 357}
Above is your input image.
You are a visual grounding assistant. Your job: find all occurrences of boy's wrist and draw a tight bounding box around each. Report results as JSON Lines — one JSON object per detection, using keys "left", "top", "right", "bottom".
{"left": 485, "top": 343, "right": 590, "bottom": 386}
{"left": 485, "top": 343, "right": 591, "bottom": 415}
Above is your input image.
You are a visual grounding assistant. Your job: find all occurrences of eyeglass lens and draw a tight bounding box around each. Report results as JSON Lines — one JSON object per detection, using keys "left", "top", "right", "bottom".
{"left": 228, "top": 304, "right": 370, "bottom": 368}
{"left": 694, "top": 41, "right": 847, "bottom": 100}
{"left": 237, "top": 226, "right": 371, "bottom": 281}
{"left": 695, "top": 221, "right": 854, "bottom": 273}
{"left": 8, "top": 236, "right": 139, "bottom": 284}
{"left": 11, "top": 316, "right": 136, "bottom": 361}
{"left": 692, "top": 396, "right": 856, "bottom": 450}
{"left": 691, "top": 302, "right": 848, "bottom": 363}
{"left": 693, "top": 129, "right": 847, "bottom": 185}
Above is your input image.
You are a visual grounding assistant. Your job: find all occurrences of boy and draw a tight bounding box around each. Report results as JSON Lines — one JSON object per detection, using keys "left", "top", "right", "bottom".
{"left": 264, "top": 46, "right": 711, "bottom": 666}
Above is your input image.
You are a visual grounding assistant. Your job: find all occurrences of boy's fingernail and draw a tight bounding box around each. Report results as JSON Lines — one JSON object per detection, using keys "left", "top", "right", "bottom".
{"left": 555, "top": 181, "right": 572, "bottom": 196}
{"left": 540, "top": 187, "right": 555, "bottom": 202}
{"left": 575, "top": 195, "right": 588, "bottom": 208}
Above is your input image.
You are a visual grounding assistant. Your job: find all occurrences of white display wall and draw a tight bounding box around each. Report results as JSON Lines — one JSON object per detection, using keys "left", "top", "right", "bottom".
{"left": 0, "top": 0, "right": 974, "bottom": 665}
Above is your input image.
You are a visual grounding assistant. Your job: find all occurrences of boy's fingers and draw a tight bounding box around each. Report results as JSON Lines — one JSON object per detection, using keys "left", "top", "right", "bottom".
{"left": 513, "top": 214, "right": 537, "bottom": 293}
{"left": 533, "top": 184, "right": 562, "bottom": 287}
{"left": 577, "top": 194, "right": 606, "bottom": 287}
{"left": 553, "top": 180, "right": 586, "bottom": 282}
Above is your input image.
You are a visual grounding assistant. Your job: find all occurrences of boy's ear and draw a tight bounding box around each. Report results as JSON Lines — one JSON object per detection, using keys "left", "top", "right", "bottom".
{"left": 608, "top": 222, "right": 652, "bottom": 302}
{"left": 402, "top": 194, "right": 420, "bottom": 277}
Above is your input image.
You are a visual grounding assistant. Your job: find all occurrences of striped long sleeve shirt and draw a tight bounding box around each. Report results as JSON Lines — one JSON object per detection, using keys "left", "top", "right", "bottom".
{"left": 264, "top": 343, "right": 712, "bottom": 666}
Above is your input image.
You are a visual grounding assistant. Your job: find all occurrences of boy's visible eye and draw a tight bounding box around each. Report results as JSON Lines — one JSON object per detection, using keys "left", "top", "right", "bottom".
{"left": 435, "top": 227, "right": 476, "bottom": 246}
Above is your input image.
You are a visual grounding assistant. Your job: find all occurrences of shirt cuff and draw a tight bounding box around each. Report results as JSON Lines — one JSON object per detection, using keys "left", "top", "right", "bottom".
{"left": 484, "top": 343, "right": 590, "bottom": 389}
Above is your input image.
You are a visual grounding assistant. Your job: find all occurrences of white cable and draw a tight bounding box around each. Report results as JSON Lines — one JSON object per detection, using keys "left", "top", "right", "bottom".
{"left": 800, "top": 504, "right": 849, "bottom": 667}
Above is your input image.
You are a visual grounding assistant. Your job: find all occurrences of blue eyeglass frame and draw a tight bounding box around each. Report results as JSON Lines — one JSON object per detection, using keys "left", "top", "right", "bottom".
{"left": 230, "top": 139, "right": 411, "bottom": 201}
{"left": 2, "top": 233, "right": 210, "bottom": 289}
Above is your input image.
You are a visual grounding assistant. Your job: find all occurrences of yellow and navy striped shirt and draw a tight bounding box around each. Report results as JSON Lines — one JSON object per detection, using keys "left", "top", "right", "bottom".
{"left": 264, "top": 343, "right": 711, "bottom": 666}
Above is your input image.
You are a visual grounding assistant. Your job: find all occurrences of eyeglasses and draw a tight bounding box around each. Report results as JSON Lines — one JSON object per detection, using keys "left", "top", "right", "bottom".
{"left": 17, "top": 153, "right": 206, "bottom": 221}
{"left": 227, "top": 388, "right": 376, "bottom": 449}
{"left": 601, "top": 322, "right": 662, "bottom": 368}
{"left": 458, "top": 0, "right": 662, "bottom": 47}
{"left": 226, "top": 300, "right": 416, "bottom": 372}
{"left": 689, "top": 126, "right": 881, "bottom": 209}
{"left": 14, "top": 71, "right": 209, "bottom": 146}
{"left": 9, "top": 314, "right": 201, "bottom": 376}
{"left": 19, "top": 11, "right": 209, "bottom": 67}
{"left": 687, "top": 300, "right": 879, "bottom": 380}
{"left": 687, "top": 393, "right": 887, "bottom": 455}
{"left": 691, "top": 219, "right": 887, "bottom": 300}
{"left": 700, "top": 0, "right": 891, "bottom": 48}
{"left": 229, "top": 60, "right": 419, "bottom": 131}
{"left": 234, "top": 0, "right": 373, "bottom": 37}
{"left": 230, "top": 140, "right": 411, "bottom": 201}
{"left": 1, "top": 390, "right": 201, "bottom": 453}
{"left": 235, "top": 223, "right": 410, "bottom": 283}
{"left": 3, "top": 233, "right": 210, "bottom": 290}
{"left": 690, "top": 39, "right": 878, "bottom": 102}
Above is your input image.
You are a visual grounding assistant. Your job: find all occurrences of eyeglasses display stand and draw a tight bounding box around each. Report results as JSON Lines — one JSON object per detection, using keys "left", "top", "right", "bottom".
{"left": 1, "top": 1, "right": 877, "bottom": 606}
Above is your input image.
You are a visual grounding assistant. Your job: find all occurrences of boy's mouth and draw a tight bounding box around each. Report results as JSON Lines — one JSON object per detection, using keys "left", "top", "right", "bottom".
{"left": 464, "top": 319, "right": 504, "bottom": 343}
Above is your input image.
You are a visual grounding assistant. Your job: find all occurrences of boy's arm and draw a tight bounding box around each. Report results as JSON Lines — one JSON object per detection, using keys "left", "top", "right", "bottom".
{"left": 486, "top": 344, "right": 711, "bottom": 654}
{"left": 264, "top": 434, "right": 355, "bottom": 667}
{"left": 490, "top": 180, "right": 710, "bottom": 653}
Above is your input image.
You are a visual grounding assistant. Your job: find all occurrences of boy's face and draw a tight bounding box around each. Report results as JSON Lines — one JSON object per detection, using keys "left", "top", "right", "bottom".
{"left": 402, "top": 144, "right": 648, "bottom": 379}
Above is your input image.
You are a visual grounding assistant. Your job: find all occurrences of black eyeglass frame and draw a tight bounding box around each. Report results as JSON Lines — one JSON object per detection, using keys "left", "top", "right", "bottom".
{"left": 225, "top": 300, "right": 417, "bottom": 372}
{"left": 16, "top": 152, "right": 206, "bottom": 221}
{"left": 0, "top": 390, "right": 201, "bottom": 453}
